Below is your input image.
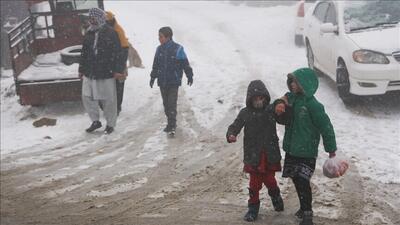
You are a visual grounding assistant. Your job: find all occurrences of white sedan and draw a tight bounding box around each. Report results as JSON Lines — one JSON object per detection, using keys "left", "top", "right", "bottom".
{"left": 303, "top": 0, "right": 400, "bottom": 103}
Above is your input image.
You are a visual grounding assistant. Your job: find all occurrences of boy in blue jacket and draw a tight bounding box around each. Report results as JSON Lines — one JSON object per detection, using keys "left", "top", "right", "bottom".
{"left": 149, "top": 27, "right": 194, "bottom": 134}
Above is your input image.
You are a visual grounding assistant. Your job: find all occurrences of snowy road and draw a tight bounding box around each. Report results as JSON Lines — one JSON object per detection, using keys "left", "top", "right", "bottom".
{"left": 1, "top": 1, "right": 399, "bottom": 225}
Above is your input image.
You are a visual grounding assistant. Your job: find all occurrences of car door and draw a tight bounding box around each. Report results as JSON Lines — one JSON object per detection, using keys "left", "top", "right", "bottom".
{"left": 306, "top": 1, "right": 330, "bottom": 69}
{"left": 318, "top": 1, "right": 339, "bottom": 76}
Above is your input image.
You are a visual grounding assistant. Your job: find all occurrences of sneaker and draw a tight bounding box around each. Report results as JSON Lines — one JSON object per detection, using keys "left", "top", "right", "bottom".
{"left": 104, "top": 126, "right": 114, "bottom": 134}
{"left": 168, "top": 127, "right": 176, "bottom": 136}
{"left": 163, "top": 125, "right": 171, "bottom": 132}
{"left": 86, "top": 121, "right": 102, "bottom": 133}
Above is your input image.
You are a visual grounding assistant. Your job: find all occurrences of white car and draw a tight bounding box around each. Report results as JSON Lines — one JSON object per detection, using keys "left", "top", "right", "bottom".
{"left": 303, "top": 0, "right": 400, "bottom": 103}
{"left": 294, "top": 0, "right": 317, "bottom": 46}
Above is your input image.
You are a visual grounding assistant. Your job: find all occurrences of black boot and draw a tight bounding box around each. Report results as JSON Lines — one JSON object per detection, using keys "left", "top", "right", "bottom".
{"left": 268, "top": 188, "right": 284, "bottom": 212}
{"left": 86, "top": 121, "right": 102, "bottom": 133}
{"left": 243, "top": 202, "right": 260, "bottom": 222}
{"left": 299, "top": 211, "right": 314, "bottom": 225}
{"left": 295, "top": 209, "right": 304, "bottom": 219}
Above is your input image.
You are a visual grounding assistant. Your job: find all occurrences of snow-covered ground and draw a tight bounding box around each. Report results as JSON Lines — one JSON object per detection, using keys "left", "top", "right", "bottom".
{"left": 1, "top": 1, "right": 399, "bottom": 225}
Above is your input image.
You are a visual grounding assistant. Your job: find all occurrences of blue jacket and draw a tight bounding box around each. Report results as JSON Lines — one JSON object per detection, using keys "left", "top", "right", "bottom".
{"left": 150, "top": 40, "right": 193, "bottom": 87}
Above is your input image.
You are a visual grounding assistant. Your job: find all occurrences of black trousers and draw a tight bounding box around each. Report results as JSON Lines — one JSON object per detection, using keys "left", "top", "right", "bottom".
{"left": 282, "top": 153, "right": 316, "bottom": 212}
{"left": 116, "top": 80, "right": 125, "bottom": 113}
{"left": 160, "top": 86, "right": 179, "bottom": 128}
{"left": 292, "top": 176, "right": 312, "bottom": 211}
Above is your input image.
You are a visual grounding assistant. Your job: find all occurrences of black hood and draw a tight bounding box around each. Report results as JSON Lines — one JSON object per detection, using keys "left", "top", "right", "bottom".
{"left": 246, "top": 80, "right": 271, "bottom": 108}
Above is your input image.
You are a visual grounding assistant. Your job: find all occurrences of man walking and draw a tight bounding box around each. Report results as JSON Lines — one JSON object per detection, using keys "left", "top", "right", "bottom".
{"left": 150, "top": 27, "right": 194, "bottom": 134}
{"left": 79, "top": 8, "right": 124, "bottom": 134}
{"left": 105, "top": 11, "right": 129, "bottom": 115}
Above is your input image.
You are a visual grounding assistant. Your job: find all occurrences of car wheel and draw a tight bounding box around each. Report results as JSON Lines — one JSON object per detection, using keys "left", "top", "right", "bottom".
{"left": 60, "top": 45, "right": 82, "bottom": 65}
{"left": 336, "top": 61, "right": 357, "bottom": 104}
{"left": 294, "top": 34, "right": 304, "bottom": 46}
{"left": 306, "top": 42, "right": 315, "bottom": 70}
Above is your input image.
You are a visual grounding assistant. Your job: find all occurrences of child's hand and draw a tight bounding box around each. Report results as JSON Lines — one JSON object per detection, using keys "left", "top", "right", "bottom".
{"left": 275, "top": 103, "right": 286, "bottom": 115}
{"left": 228, "top": 135, "right": 237, "bottom": 143}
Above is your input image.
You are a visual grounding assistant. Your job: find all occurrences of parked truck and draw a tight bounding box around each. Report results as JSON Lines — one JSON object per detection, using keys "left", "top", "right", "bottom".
{"left": 7, "top": 0, "right": 104, "bottom": 105}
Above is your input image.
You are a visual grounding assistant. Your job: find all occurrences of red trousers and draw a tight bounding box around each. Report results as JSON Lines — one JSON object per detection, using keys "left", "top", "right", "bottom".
{"left": 248, "top": 171, "right": 278, "bottom": 204}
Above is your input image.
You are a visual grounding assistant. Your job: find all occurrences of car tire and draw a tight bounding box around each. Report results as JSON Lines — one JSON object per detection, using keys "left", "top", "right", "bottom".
{"left": 336, "top": 61, "right": 357, "bottom": 104}
{"left": 60, "top": 45, "right": 82, "bottom": 65}
{"left": 294, "top": 34, "right": 304, "bottom": 46}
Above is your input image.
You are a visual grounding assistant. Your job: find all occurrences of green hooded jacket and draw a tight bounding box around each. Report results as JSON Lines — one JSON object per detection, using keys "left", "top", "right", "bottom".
{"left": 279, "top": 68, "right": 337, "bottom": 158}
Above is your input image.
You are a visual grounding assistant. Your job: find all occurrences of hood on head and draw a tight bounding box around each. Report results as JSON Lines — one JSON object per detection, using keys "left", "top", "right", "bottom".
{"left": 287, "top": 68, "right": 318, "bottom": 97}
{"left": 88, "top": 8, "right": 106, "bottom": 30}
{"left": 246, "top": 80, "right": 271, "bottom": 108}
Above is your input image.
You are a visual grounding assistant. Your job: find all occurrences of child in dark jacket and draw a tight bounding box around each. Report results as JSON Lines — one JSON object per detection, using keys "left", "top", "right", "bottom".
{"left": 226, "top": 80, "right": 284, "bottom": 222}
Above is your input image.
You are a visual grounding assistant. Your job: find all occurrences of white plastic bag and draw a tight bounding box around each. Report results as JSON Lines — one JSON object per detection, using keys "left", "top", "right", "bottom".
{"left": 323, "top": 157, "right": 349, "bottom": 178}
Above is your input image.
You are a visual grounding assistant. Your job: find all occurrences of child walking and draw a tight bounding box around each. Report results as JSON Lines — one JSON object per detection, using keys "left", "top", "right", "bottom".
{"left": 226, "top": 80, "right": 284, "bottom": 222}
{"left": 274, "top": 68, "right": 337, "bottom": 225}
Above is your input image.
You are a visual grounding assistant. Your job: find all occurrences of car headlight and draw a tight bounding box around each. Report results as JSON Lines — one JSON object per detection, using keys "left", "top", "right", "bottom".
{"left": 353, "top": 50, "right": 390, "bottom": 64}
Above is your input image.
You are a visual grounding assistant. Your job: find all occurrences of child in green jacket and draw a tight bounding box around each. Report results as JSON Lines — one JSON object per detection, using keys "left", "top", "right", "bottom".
{"left": 274, "top": 68, "right": 337, "bottom": 225}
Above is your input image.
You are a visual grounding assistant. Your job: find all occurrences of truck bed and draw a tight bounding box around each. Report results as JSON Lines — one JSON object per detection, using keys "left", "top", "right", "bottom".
{"left": 17, "top": 51, "right": 79, "bottom": 82}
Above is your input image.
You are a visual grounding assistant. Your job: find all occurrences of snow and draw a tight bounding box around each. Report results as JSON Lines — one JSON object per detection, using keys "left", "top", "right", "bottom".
{"left": 1, "top": 0, "right": 399, "bottom": 212}
{"left": 17, "top": 51, "right": 79, "bottom": 81}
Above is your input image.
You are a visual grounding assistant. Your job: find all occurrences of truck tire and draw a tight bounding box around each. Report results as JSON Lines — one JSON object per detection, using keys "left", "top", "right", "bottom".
{"left": 60, "top": 45, "right": 82, "bottom": 65}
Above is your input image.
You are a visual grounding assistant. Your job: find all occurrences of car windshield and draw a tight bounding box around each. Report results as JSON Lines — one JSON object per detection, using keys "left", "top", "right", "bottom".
{"left": 344, "top": 1, "right": 400, "bottom": 32}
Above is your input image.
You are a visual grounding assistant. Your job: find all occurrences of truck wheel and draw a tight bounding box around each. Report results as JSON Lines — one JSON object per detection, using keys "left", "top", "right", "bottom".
{"left": 60, "top": 45, "right": 82, "bottom": 65}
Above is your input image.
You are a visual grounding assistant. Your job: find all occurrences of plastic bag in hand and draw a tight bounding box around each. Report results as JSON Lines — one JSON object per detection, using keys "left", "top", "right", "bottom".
{"left": 323, "top": 157, "right": 349, "bottom": 178}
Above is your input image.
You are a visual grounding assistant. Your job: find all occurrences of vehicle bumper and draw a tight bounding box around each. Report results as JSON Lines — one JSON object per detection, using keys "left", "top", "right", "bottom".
{"left": 348, "top": 57, "right": 400, "bottom": 95}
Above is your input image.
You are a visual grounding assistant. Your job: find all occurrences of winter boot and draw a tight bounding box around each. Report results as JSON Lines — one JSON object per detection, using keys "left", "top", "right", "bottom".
{"left": 104, "top": 126, "right": 114, "bottom": 135}
{"left": 295, "top": 209, "right": 304, "bottom": 219}
{"left": 268, "top": 188, "right": 284, "bottom": 212}
{"left": 86, "top": 121, "right": 102, "bottom": 133}
{"left": 243, "top": 202, "right": 260, "bottom": 222}
{"left": 299, "top": 211, "right": 314, "bottom": 225}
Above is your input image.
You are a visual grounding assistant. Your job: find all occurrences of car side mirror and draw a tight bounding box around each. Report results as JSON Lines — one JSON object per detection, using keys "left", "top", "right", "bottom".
{"left": 321, "top": 23, "right": 338, "bottom": 34}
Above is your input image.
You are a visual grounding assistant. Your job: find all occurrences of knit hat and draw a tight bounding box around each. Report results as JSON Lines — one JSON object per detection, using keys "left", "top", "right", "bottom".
{"left": 105, "top": 11, "right": 115, "bottom": 21}
{"left": 159, "top": 27, "right": 173, "bottom": 39}
{"left": 88, "top": 8, "right": 106, "bottom": 30}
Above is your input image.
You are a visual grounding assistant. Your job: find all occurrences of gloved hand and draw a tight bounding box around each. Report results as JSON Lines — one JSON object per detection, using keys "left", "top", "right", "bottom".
{"left": 227, "top": 135, "right": 237, "bottom": 143}
{"left": 187, "top": 76, "right": 193, "bottom": 86}
{"left": 149, "top": 77, "right": 155, "bottom": 88}
{"left": 329, "top": 152, "right": 336, "bottom": 158}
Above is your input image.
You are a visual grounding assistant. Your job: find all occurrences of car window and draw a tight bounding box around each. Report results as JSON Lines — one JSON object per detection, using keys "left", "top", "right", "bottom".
{"left": 325, "top": 3, "right": 337, "bottom": 25}
{"left": 344, "top": 1, "right": 400, "bottom": 32}
{"left": 313, "top": 2, "right": 330, "bottom": 22}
